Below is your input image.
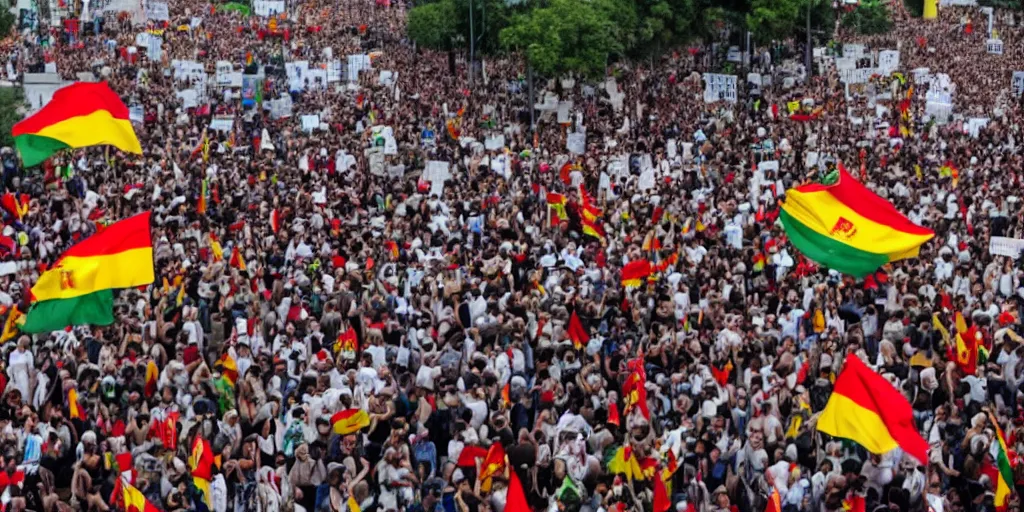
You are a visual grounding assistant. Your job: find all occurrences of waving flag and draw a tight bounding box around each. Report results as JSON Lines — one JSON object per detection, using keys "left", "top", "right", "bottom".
{"left": 621, "top": 260, "right": 653, "bottom": 290}
{"left": 478, "top": 443, "right": 506, "bottom": 482}
{"left": 780, "top": 167, "right": 933, "bottom": 277}
{"left": 215, "top": 353, "right": 238, "bottom": 386}
{"left": 816, "top": 355, "right": 928, "bottom": 463}
{"left": 12, "top": 82, "right": 142, "bottom": 167}
{"left": 23, "top": 212, "right": 154, "bottom": 333}
{"left": 332, "top": 408, "right": 370, "bottom": 434}
{"left": 144, "top": 360, "right": 158, "bottom": 397}
{"left": 566, "top": 310, "right": 589, "bottom": 350}
{"left": 989, "top": 413, "right": 1015, "bottom": 512}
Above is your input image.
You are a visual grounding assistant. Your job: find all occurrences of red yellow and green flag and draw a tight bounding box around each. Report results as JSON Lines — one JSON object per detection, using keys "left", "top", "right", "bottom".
{"left": 12, "top": 82, "right": 142, "bottom": 167}
{"left": 780, "top": 167, "right": 934, "bottom": 278}
{"left": 22, "top": 212, "right": 154, "bottom": 333}
{"left": 989, "top": 412, "right": 1015, "bottom": 512}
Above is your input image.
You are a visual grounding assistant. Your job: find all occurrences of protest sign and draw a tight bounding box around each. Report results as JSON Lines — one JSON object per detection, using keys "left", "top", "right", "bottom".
{"left": 987, "top": 38, "right": 1004, "bottom": 55}
{"left": 129, "top": 105, "right": 144, "bottom": 123}
{"left": 252, "top": 0, "right": 285, "bottom": 16}
{"left": 484, "top": 135, "right": 505, "bottom": 151}
{"left": 145, "top": 1, "right": 168, "bottom": 20}
{"left": 703, "top": 73, "right": 737, "bottom": 103}
{"left": 566, "top": 132, "right": 586, "bottom": 154}
{"left": 965, "top": 118, "right": 989, "bottom": 138}
{"left": 843, "top": 44, "right": 865, "bottom": 59}
{"left": 209, "top": 117, "right": 233, "bottom": 131}
{"left": 301, "top": 115, "right": 320, "bottom": 132}
{"left": 348, "top": 55, "right": 371, "bottom": 82}
{"left": 1013, "top": 71, "right": 1024, "bottom": 96}
{"left": 878, "top": 50, "right": 900, "bottom": 75}
{"left": 990, "top": 237, "right": 1024, "bottom": 258}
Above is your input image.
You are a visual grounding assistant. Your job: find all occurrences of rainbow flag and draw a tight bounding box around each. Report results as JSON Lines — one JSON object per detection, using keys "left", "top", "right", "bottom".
{"left": 816, "top": 355, "right": 928, "bottom": 463}
{"left": 12, "top": 82, "right": 141, "bottom": 167}
{"left": 780, "top": 167, "right": 933, "bottom": 277}
{"left": 22, "top": 212, "right": 154, "bottom": 333}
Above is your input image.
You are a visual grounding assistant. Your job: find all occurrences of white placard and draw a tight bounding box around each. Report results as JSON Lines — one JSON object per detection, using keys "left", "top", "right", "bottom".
{"left": 965, "top": 118, "right": 989, "bottom": 138}
{"left": 988, "top": 39, "right": 1004, "bottom": 55}
{"left": 703, "top": 73, "right": 737, "bottom": 103}
{"left": 1013, "top": 71, "right": 1024, "bottom": 96}
{"left": 145, "top": 1, "right": 168, "bottom": 20}
{"left": 177, "top": 89, "right": 198, "bottom": 109}
{"left": 757, "top": 160, "right": 780, "bottom": 172}
{"left": 990, "top": 237, "right": 1024, "bottom": 258}
{"left": 147, "top": 35, "right": 161, "bottom": 62}
{"left": 301, "top": 115, "right": 320, "bottom": 132}
{"left": 566, "top": 132, "right": 586, "bottom": 155}
{"left": 129, "top": 105, "right": 144, "bottom": 123}
{"left": 840, "top": 67, "right": 874, "bottom": 84}
{"left": 638, "top": 169, "right": 655, "bottom": 191}
{"left": 939, "top": 0, "right": 976, "bottom": 5}
{"left": 327, "top": 60, "right": 342, "bottom": 82}
{"left": 379, "top": 70, "right": 395, "bottom": 86}
{"left": 347, "top": 54, "right": 370, "bottom": 82}
{"left": 878, "top": 50, "right": 900, "bottom": 75}
{"left": 424, "top": 160, "right": 451, "bottom": 197}
{"left": 925, "top": 101, "right": 953, "bottom": 124}
{"left": 557, "top": 101, "right": 572, "bottom": 124}
{"left": 484, "top": 134, "right": 505, "bottom": 151}
{"left": 269, "top": 96, "right": 293, "bottom": 119}
{"left": 252, "top": 0, "right": 285, "bottom": 16}
{"left": 843, "top": 44, "right": 866, "bottom": 60}
{"left": 368, "top": 151, "right": 385, "bottom": 176}
{"left": 209, "top": 116, "right": 233, "bottom": 131}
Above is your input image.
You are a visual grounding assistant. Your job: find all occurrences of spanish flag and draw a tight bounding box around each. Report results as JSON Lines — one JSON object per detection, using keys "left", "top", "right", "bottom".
{"left": 581, "top": 216, "right": 606, "bottom": 243}
{"left": 816, "top": 355, "right": 928, "bottom": 463}
{"left": 68, "top": 388, "right": 85, "bottom": 420}
{"left": 385, "top": 240, "right": 399, "bottom": 259}
{"left": 229, "top": 246, "right": 247, "bottom": 271}
{"left": 621, "top": 260, "right": 653, "bottom": 290}
{"left": 579, "top": 185, "right": 601, "bottom": 222}
{"left": 0, "top": 193, "right": 29, "bottom": 220}
{"left": 112, "top": 478, "right": 160, "bottom": 512}
{"left": 567, "top": 310, "right": 589, "bottom": 350}
{"left": 144, "top": 360, "right": 158, "bottom": 398}
{"left": 23, "top": 212, "right": 154, "bottom": 333}
{"left": 478, "top": 443, "right": 506, "bottom": 482}
{"left": 270, "top": 208, "right": 282, "bottom": 233}
{"left": 989, "top": 412, "right": 1015, "bottom": 511}
{"left": 215, "top": 353, "right": 238, "bottom": 386}
{"left": 506, "top": 469, "right": 529, "bottom": 512}
{"left": 501, "top": 382, "right": 510, "bottom": 408}
{"left": 332, "top": 408, "right": 370, "bottom": 434}
{"left": 780, "top": 166, "right": 934, "bottom": 277}
{"left": 12, "top": 82, "right": 142, "bottom": 167}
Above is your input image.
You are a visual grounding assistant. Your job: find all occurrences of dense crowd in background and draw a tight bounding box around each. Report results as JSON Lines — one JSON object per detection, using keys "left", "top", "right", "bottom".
{"left": 0, "top": 0, "right": 1019, "bottom": 510}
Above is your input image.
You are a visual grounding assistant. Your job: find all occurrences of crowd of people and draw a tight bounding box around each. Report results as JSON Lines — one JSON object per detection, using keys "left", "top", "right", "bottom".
{"left": 0, "top": 0, "right": 1019, "bottom": 510}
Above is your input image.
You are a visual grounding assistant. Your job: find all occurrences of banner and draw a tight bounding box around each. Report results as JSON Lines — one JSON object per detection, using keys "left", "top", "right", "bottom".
{"left": 990, "top": 237, "right": 1024, "bottom": 258}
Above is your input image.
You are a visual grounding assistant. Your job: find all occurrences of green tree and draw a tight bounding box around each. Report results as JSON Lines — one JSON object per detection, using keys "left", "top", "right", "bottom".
{"left": 0, "top": 10, "right": 14, "bottom": 38}
{"left": 407, "top": 0, "right": 460, "bottom": 51}
{"left": 841, "top": 0, "right": 892, "bottom": 34}
{"left": 629, "top": 0, "right": 695, "bottom": 57}
{"left": 746, "top": 0, "right": 801, "bottom": 44}
{"left": 500, "top": 0, "right": 634, "bottom": 78}
{"left": 0, "top": 88, "right": 25, "bottom": 149}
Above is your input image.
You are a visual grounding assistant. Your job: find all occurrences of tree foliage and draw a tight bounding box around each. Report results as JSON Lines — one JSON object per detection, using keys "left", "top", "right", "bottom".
{"left": 0, "top": 88, "right": 25, "bottom": 150}
{"left": 407, "top": 0, "right": 460, "bottom": 51}
{"left": 746, "top": 0, "right": 801, "bottom": 44}
{"left": 841, "top": 0, "right": 892, "bottom": 35}
{"left": 629, "top": 0, "right": 696, "bottom": 57}
{"left": 0, "top": 10, "right": 14, "bottom": 38}
{"left": 500, "top": 0, "right": 633, "bottom": 78}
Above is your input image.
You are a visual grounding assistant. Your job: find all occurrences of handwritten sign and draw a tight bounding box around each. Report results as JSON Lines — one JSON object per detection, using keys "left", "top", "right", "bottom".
{"left": 145, "top": 1, "right": 168, "bottom": 20}
{"left": 987, "top": 38, "right": 1004, "bottom": 55}
{"left": 703, "top": 73, "right": 737, "bottom": 103}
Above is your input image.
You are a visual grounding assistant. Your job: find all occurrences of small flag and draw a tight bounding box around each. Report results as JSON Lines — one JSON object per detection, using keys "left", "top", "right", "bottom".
{"left": 332, "top": 408, "right": 371, "bottom": 434}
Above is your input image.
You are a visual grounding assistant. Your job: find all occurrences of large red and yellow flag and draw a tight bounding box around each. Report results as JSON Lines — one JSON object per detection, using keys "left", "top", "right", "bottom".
{"left": 332, "top": 408, "right": 371, "bottom": 435}
{"left": 335, "top": 327, "right": 359, "bottom": 358}
{"left": 13, "top": 82, "right": 142, "bottom": 167}
{"left": 23, "top": 212, "right": 154, "bottom": 333}
{"left": 816, "top": 355, "right": 928, "bottom": 463}
{"left": 950, "top": 312, "right": 980, "bottom": 375}
{"left": 189, "top": 436, "right": 218, "bottom": 507}
{"left": 621, "top": 260, "right": 653, "bottom": 290}
{"left": 780, "top": 166, "right": 934, "bottom": 277}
